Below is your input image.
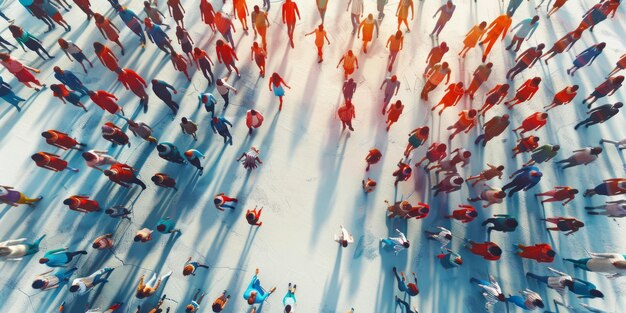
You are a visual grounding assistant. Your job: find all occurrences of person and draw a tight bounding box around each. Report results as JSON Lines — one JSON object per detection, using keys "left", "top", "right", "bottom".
{"left": 606, "top": 53, "right": 626, "bottom": 78}
{"left": 504, "top": 77, "right": 541, "bottom": 109}
{"left": 175, "top": 26, "right": 194, "bottom": 62}
{"left": 385, "top": 100, "right": 404, "bottom": 131}
{"left": 447, "top": 109, "right": 477, "bottom": 140}
{"left": 282, "top": 283, "right": 297, "bottom": 313}
{"left": 251, "top": 6, "right": 270, "bottom": 50}
{"left": 415, "top": 142, "right": 447, "bottom": 169}
{"left": 155, "top": 217, "right": 180, "bottom": 235}
{"left": 145, "top": 18, "right": 174, "bottom": 54}
{"left": 214, "top": 13, "right": 235, "bottom": 48}
{"left": 506, "top": 16, "right": 539, "bottom": 52}
{"left": 85, "top": 303, "right": 122, "bottom": 313}
{"left": 238, "top": 147, "right": 263, "bottom": 170}
{"left": 199, "top": 92, "right": 218, "bottom": 118}
{"left": 513, "top": 112, "right": 548, "bottom": 135}
{"left": 543, "top": 29, "right": 582, "bottom": 65}
{"left": 543, "top": 217, "right": 584, "bottom": 235}
{"left": 89, "top": 90, "right": 124, "bottom": 116}
{"left": 282, "top": 0, "right": 300, "bottom": 48}
{"left": 32, "top": 152, "right": 78, "bottom": 172}
{"left": 128, "top": 119, "right": 158, "bottom": 143}
{"left": 134, "top": 228, "right": 153, "bottom": 243}
{"left": 346, "top": 0, "right": 364, "bottom": 35}
{"left": 180, "top": 117, "right": 198, "bottom": 140}
{"left": 93, "top": 13, "right": 124, "bottom": 55}
{"left": 82, "top": 150, "right": 117, "bottom": 172}
{"left": 482, "top": 214, "right": 518, "bottom": 234}
{"left": 503, "top": 166, "right": 542, "bottom": 197}
{"left": 362, "top": 178, "right": 377, "bottom": 193}
{"left": 334, "top": 225, "right": 353, "bottom": 247}
{"left": 575, "top": 0, "right": 619, "bottom": 33}
{"left": 385, "top": 30, "right": 403, "bottom": 71}
{"left": 506, "top": 44, "right": 545, "bottom": 80}
{"left": 117, "top": 68, "right": 149, "bottom": 112}
{"left": 466, "top": 164, "right": 504, "bottom": 186}
{"left": 0, "top": 77, "right": 25, "bottom": 111}
{"left": 507, "top": 289, "right": 544, "bottom": 310}
{"left": 101, "top": 122, "right": 130, "bottom": 146}
{"left": 152, "top": 79, "right": 179, "bottom": 115}
{"left": 184, "top": 149, "right": 204, "bottom": 174}
{"left": 404, "top": 126, "right": 429, "bottom": 157}
{"left": 466, "top": 63, "right": 493, "bottom": 100}
{"left": 215, "top": 77, "right": 238, "bottom": 109}
{"left": 565, "top": 253, "right": 626, "bottom": 278}
{"left": 185, "top": 289, "right": 206, "bottom": 312}
{"left": 535, "top": 186, "right": 578, "bottom": 205}
{"left": 567, "top": 42, "right": 606, "bottom": 76}
{"left": 479, "top": 13, "right": 513, "bottom": 62}
{"left": 105, "top": 206, "right": 131, "bottom": 220}
{"left": 116, "top": 5, "right": 146, "bottom": 47}
{"left": 428, "top": 148, "right": 471, "bottom": 173}
{"left": 0, "top": 53, "right": 45, "bottom": 91}
{"left": 214, "top": 193, "right": 238, "bottom": 211}
{"left": 0, "top": 186, "right": 42, "bottom": 207}
{"left": 0, "top": 34, "right": 16, "bottom": 51}
{"left": 157, "top": 142, "right": 186, "bottom": 164}
{"left": 171, "top": 51, "right": 191, "bottom": 81}
{"left": 211, "top": 290, "right": 231, "bottom": 312}
{"left": 386, "top": 200, "right": 429, "bottom": 219}
{"left": 136, "top": 271, "right": 173, "bottom": 299}
{"left": 523, "top": 144, "right": 560, "bottom": 166}
{"left": 39, "top": 248, "right": 87, "bottom": 267}
{"left": 9, "top": 25, "right": 54, "bottom": 60}
{"left": 446, "top": 204, "right": 478, "bottom": 223}
{"left": 337, "top": 50, "right": 359, "bottom": 80}
{"left": 395, "top": 0, "right": 414, "bottom": 32}
{"left": 515, "top": 243, "right": 556, "bottom": 263}
{"left": 527, "top": 268, "right": 604, "bottom": 299}
{"left": 357, "top": 14, "right": 379, "bottom": 53}
{"left": 182, "top": 258, "right": 209, "bottom": 277}
{"left": 243, "top": 268, "right": 277, "bottom": 304}
{"left": 64, "top": 195, "right": 101, "bottom": 213}
{"left": 392, "top": 267, "right": 418, "bottom": 296}
{"left": 381, "top": 229, "right": 409, "bottom": 255}
{"left": 424, "top": 226, "right": 452, "bottom": 252}
{"left": 152, "top": 173, "right": 178, "bottom": 191}
{"left": 432, "top": 173, "right": 464, "bottom": 196}
{"left": 93, "top": 42, "right": 119, "bottom": 72}
{"left": 431, "top": 82, "right": 463, "bottom": 115}
{"left": 233, "top": 0, "right": 250, "bottom": 32}
{"left": 245, "top": 206, "right": 263, "bottom": 226}
{"left": 421, "top": 62, "right": 451, "bottom": 101}
{"left": 468, "top": 185, "right": 506, "bottom": 208}
{"left": 586, "top": 199, "right": 626, "bottom": 217}
{"left": 431, "top": 0, "right": 455, "bottom": 38}
{"left": 73, "top": 0, "right": 93, "bottom": 19}
{"left": 53, "top": 66, "right": 89, "bottom": 96}
{"left": 379, "top": 75, "right": 401, "bottom": 114}
{"left": 423, "top": 42, "right": 449, "bottom": 77}
{"left": 211, "top": 116, "right": 233, "bottom": 145}
{"left": 583, "top": 76, "right": 624, "bottom": 108}
{"left": 477, "top": 84, "right": 509, "bottom": 116}
{"left": 104, "top": 163, "right": 147, "bottom": 190}
{"left": 365, "top": 148, "right": 382, "bottom": 171}
{"left": 465, "top": 240, "right": 502, "bottom": 260}
{"left": 575, "top": 102, "right": 623, "bottom": 129}
{"left": 600, "top": 137, "right": 626, "bottom": 150}
{"left": 0, "top": 235, "right": 45, "bottom": 260}
{"left": 545, "top": 85, "right": 578, "bottom": 111}
{"left": 304, "top": 24, "right": 331, "bottom": 64}
{"left": 584, "top": 178, "right": 626, "bottom": 197}
{"left": 50, "top": 84, "right": 88, "bottom": 111}
{"left": 92, "top": 233, "right": 114, "bottom": 250}
{"left": 37, "top": 0, "right": 71, "bottom": 31}
{"left": 250, "top": 42, "right": 266, "bottom": 77}
{"left": 69, "top": 267, "right": 115, "bottom": 294}
{"left": 246, "top": 109, "right": 264, "bottom": 135}
{"left": 459, "top": 21, "right": 487, "bottom": 58}
{"left": 166, "top": 0, "right": 185, "bottom": 28}
{"left": 41, "top": 130, "right": 85, "bottom": 150}
{"left": 392, "top": 159, "right": 412, "bottom": 186}
{"left": 338, "top": 101, "right": 356, "bottom": 131}
{"left": 145, "top": 1, "right": 169, "bottom": 29}
{"left": 470, "top": 275, "right": 505, "bottom": 311}
{"left": 32, "top": 267, "right": 77, "bottom": 291}
{"left": 512, "top": 135, "right": 540, "bottom": 158}
{"left": 269, "top": 73, "right": 291, "bottom": 111}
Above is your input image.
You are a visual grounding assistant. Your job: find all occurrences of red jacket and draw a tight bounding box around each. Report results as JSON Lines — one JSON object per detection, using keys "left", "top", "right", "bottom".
{"left": 118, "top": 68, "right": 146, "bottom": 92}
{"left": 518, "top": 244, "right": 554, "bottom": 263}
{"left": 216, "top": 44, "right": 237, "bottom": 64}
{"left": 67, "top": 196, "right": 100, "bottom": 212}
{"left": 44, "top": 130, "right": 78, "bottom": 150}
{"left": 154, "top": 174, "right": 176, "bottom": 188}
{"left": 34, "top": 152, "right": 68, "bottom": 171}
{"left": 520, "top": 113, "right": 547, "bottom": 132}
{"left": 469, "top": 242, "right": 501, "bottom": 261}
{"left": 108, "top": 163, "right": 136, "bottom": 184}
{"left": 90, "top": 91, "right": 121, "bottom": 114}
{"left": 450, "top": 206, "right": 476, "bottom": 223}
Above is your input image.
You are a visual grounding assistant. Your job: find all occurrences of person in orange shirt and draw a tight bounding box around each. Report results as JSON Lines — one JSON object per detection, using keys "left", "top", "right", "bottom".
{"left": 305, "top": 24, "right": 331, "bottom": 63}
{"left": 386, "top": 100, "right": 404, "bottom": 131}
{"left": 233, "top": 0, "right": 250, "bottom": 32}
{"left": 214, "top": 12, "right": 236, "bottom": 48}
{"left": 32, "top": 152, "right": 79, "bottom": 172}
{"left": 357, "top": 14, "right": 379, "bottom": 53}
{"left": 479, "top": 12, "right": 512, "bottom": 62}
{"left": 104, "top": 163, "right": 147, "bottom": 190}
{"left": 465, "top": 240, "right": 502, "bottom": 261}
{"left": 337, "top": 50, "right": 359, "bottom": 80}
{"left": 446, "top": 204, "right": 478, "bottom": 223}
{"left": 93, "top": 42, "right": 119, "bottom": 72}
{"left": 504, "top": 77, "right": 541, "bottom": 109}
{"left": 250, "top": 42, "right": 267, "bottom": 77}
{"left": 459, "top": 21, "right": 486, "bottom": 58}
{"left": 338, "top": 100, "right": 356, "bottom": 131}
{"left": 431, "top": 82, "right": 463, "bottom": 115}
{"left": 396, "top": 0, "right": 414, "bottom": 32}
{"left": 251, "top": 6, "right": 270, "bottom": 50}
{"left": 545, "top": 85, "right": 578, "bottom": 111}
{"left": 386, "top": 30, "right": 403, "bottom": 72}
{"left": 365, "top": 148, "right": 382, "bottom": 171}
{"left": 63, "top": 195, "right": 101, "bottom": 213}
{"left": 515, "top": 243, "right": 555, "bottom": 263}
{"left": 447, "top": 109, "right": 477, "bottom": 140}
{"left": 93, "top": 13, "right": 124, "bottom": 55}
{"left": 41, "top": 130, "right": 85, "bottom": 150}
{"left": 282, "top": 0, "right": 300, "bottom": 48}
{"left": 215, "top": 40, "right": 240, "bottom": 77}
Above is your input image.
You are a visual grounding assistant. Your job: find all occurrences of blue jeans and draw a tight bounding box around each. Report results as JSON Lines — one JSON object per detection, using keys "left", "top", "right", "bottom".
{"left": 507, "top": 295, "right": 527, "bottom": 309}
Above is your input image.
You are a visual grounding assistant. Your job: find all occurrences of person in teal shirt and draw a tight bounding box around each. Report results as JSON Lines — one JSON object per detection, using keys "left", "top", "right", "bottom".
{"left": 156, "top": 217, "right": 181, "bottom": 235}
{"left": 243, "top": 268, "right": 276, "bottom": 305}
{"left": 506, "top": 16, "right": 539, "bottom": 52}
{"left": 39, "top": 248, "right": 87, "bottom": 267}
{"left": 199, "top": 92, "right": 217, "bottom": 118}
{"left": 437, "top": 248, "right": 463, "bottom": 269}
{"left": 116, "top": 5, "right": 146, "bottom": 46}
{"left": 157, "top": 142, "right": 186, "bottom": 164}
{"left": 184, "top": 149, "right": 205, "bottom": 174}
{"left": 523, "top": 144, "right": 560, "bottom": 166}
{"left": 283, "top": 283, "right": 297, "bottom": 312}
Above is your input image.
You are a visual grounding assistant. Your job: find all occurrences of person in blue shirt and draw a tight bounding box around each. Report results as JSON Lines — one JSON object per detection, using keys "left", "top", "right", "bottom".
{"left": 243, "top": 268, "right": 276, "bottom": 305}
{"left": 199, "top": 92, "right": 217, "bottom": 118}
{"left": 0, "top": 76, "right": 25, "bottom": 111}
{"left": 116, "top": 6, "right": 146, "bottom": 47}
{"left": 185, "top": 289, "right": 206, "bottom": 312}
{"left": 145, "top": 18, "right": 173, "bottom": 54}
{"left": 502, "top": 166, "right": 542, "bottom": 197}
{"left": 283, "top": 283, "right": 297, "bottom": 313}
{"left": 152, "top": 79, "right": 179, "bottom": 115}
{"left": 156, "top": 217, "right": 181, "bottom": 235}
{"left": 39, "top": 248, "right": 87, "bottom": 267}
{"left": 567, "top": 42, "right": 606, "bottom": 76}
{"left": 157, "top": 142, "right": 186, "bottom": 164}
{"left": 211, "top": 116, "right": 233, "bottom": 145}
{"left": 32, "top": 267, "right": 77, "bottom": 290}
{"left": 506, "top": 16, "right": 539, "bottom": 52}
{"left": 506, "top": 0, "right": 526, "bottom": 16}
{"left": 527, "top": 268, "right": 604, "bottom": 299}
{"left": 184, "top": 149, "right": 205, "bottom": 174}
{"left": 437, "top": 248, "right": 463, "bottom": 269}
{"left": 53, "top": 67, "right": 89, "bottom": 97}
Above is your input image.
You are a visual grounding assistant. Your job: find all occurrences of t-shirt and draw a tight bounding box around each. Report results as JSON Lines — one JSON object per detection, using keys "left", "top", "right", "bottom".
{"left": 350, "top": 0, "right": 363, "bottom": 14}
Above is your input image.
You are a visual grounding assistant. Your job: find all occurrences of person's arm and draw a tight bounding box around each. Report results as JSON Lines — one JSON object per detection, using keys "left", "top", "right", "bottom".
{"left": 432, "top": 5, "right": 443, "bottom": 19}
{"left": 589, "top": 252, "right": 621, "bottom": 258}
{"left": 444, "top": 70, "right": 450, "bottom": 85}
{"left": 223, "top": 119, "right": 233, "bottom": 127}
{"left": 295, "top": 3, "right": 301, "bottom": 19}
{"left": 526, "top": 23, "right": 538, "bottom": 39}
{"left": 346, "top": 0, "right": 352, "bottom": 11}
{"left": 336, "top": 56, "right": 345, "bottom": 68}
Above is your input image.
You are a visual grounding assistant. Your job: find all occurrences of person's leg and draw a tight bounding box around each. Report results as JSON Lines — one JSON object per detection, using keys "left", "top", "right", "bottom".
{"left": 26, "top": 234, "right": 46, "bottom": 254}
{"left": 131, "top": 177, "right": 147, "bottom": 190}
{"left": 507, "top": 295, "right": 526, "bottom": 308}
{"left": 0, "top": 11, "right": 10, "bottom": 21}
{"left": 66, "top": 250, "right": 88, "bottom": 261}
{"left": 563, "top": 258, "right": 589, "bottom": 270}
{"left": 351, "top": 14, "right": 358, "bottom": 33}
{"left": 91, "top": 267, "right": 114, "bottom": 285}
{"left": 146, "top": 273, "right": 158, "bottom": 288}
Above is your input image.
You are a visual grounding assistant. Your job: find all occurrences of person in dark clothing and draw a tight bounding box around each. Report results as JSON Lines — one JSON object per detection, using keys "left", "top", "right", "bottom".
{"left": 474, "top": 114, "right": 509, "bottom": 147}
{"left": 482, "top": 215, "right": 518, "bottom": 234}
{"left": 575, "top": 102, "right": 622, "bottom": 129}
{"left": 152, "top": 79, "right": 179, "bottom": 115}
{"left": 502, "top": 166, "right": 542, "bottom": 197}
{"left": 211, "top": 116, "right": 233, "bottom": 145}
{"left": 53, "top": 66, "right": 89, "bottom": 96}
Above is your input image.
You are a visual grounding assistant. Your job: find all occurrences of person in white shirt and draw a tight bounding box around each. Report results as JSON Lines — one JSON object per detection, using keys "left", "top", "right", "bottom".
{"left": 381, "top": 229, "right": 409, "bottom": 255}
{"left": 424, "top": 226, "right": 452, "bottom": 252}
{"left": 557, "top": 147, "right": 603, "bottom": 169}
{"left": 81, "top": 150, "right": 117, "bottom": 172}
{"left": 346, "top": 0, "right": 363, "bottom": 34}
{"left": 470, "top": 275, "right": 505, "bottom": 312}
{"left": 565, "top": 253, "right": 626, "bottom": 278}
{"left": 32, "top": 267, "right": 77, "bottom": 291}
{"left": 69, "top": 267, "right": 115, "bottom": 294}
{"left": 526, "top": 267, "right": 571, "bottom": 298}
{"left": 215, "top": 77, "right": 237, "bottom": 109}
{"left": 334, "top": 225, "right": 354, "bottom": 248}
{"left": 600, "top": 138, "right": 626, "bottom": 150}
{"left": 586, "top": 199, "right": 626, "bottom": 217}
{"left": 468, "top": 185, "right": 506, "bottom": 208}
{"left": 0, "top": 235, "right": 45, "bottom": 261}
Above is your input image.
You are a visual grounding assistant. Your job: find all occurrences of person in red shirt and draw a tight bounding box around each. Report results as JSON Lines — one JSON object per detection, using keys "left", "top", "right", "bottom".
{"left": 431, "top": 82, "right": 463, "bottom": 115}
{"left": 101, "top": 122, "right": 130, "bottom": 147}
{"left": 246, "top": 109, "right": 264, "bottom": 135}
{"left": 31, "top": 152, "right": 79, "bottom": 172}
{"left": 338, "top": 100, "right": 356, "bottom": 131}
{"left": 116, "top": 68, "right": 149, "bottom": 112}
{"left": 50, "top": 84, "right": 88, "bottom": 112}
{"left": 584, "top": 178, "right": 626, "bottom": 197}
{"left": 93, "top": 42, "right": 119, "bottom": 72}
{"left": 93, "top": 13, "right": 124, "bottom": 55}
{"left": 432, "top": 173, "right": 463, "bottom": 196}
{"left": 170, "top": 51, "right": 191, "bottom": 81}
{"left": 63, "top": 195, "right": 101, "bottom": 213}
{"left": 74, "top": 0, "right": 94, "bottom": 19}
{"left": 415, "top": 142, "right": 447, "bottom": 169}
{"left": 215, "top": 40, "right": 240, "bottom": 77}
{"left": 386, "top": 100, "right": 404, "bottom": 131}
{"left": 41, "top": 130, "right": 85, "bottom": 150}
{"left": 199, "top": 0, "right": 216, "bottom": 31}
{"left": 246, "top": 206, "right": 263, "bottom": 226}
{"left": 512, "top": 112, "right": 548, "bottom": 135}
{"left": 515, "top": 243, "right": 555, "bottom": 263}
{"left": 535, "top": 186, "right": 578, "bottom": 205}
{"left": 282, "top": 0, "right": 301, "bottom": 48}
{"left": 89, "top": 90, "right": 125, "bottom": 116}
{"left": 365, "top": 148, "right": 382, "bottom": 171}
{"left": 362, "top": 177, "right": 377, "bottom": 193}
{"left": 504, "top": 77, "right": 541, "bottom": 109}
{"left": 478, "top": 84, "right": 509, "bottom": 116}
{"left": 465, "top": 241, "right": 502, "bottom": 261}
{"left": 446, "top": 204, "right": 477, "bottom": 223}
{"left": 512, "top": 136, "right": 540, "bottom": 158}
{"left": 393, "top": 159, "right": 412, "bottom": 186}
{"left": 151, "top": 173, "right": 178, "bottom": 191}
{"left": 104, "top": 163, "right": 147, "bottom": 190}
{"left": 447, "top": 109, "right": 477, "bottom": 140}
{"left": 544, "top": 85, "right": 578, "bottom": 111}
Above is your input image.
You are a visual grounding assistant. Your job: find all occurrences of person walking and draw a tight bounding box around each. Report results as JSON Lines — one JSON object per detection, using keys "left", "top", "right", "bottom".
{"left": 0, "top": 235, "right": 45, "bottom": 260}
{"left": 214, "top": 193, "right": 238, "bottom": 211}
{"left": 127, "top": 119, "right": 158, "bottom": 143}
{"left": 269, "top": 73, "right": 291, "bottom": 111}
{"left": 281, "top": 0, "right": 300, "bottom": 48}
{"left": 135, "top": 271, "right": 173, "bottom": 299}
{"left": 557, "top": 146, "right": 603, "bottom": 169}
{"left": 151, "top": 173, "right": 178, "bottom": 191}
{"left": 31, "top": 152, "right": 78, "bottom": 172}
{"left": 180, "top": 117, "right": 198, "bottom": 140}
{"left": 69, "top": 267, "right": 115, "bottom": 294}
{"left": 246, "top": 109, "right": 264, "bottom": 134}
{"left": 152, "top": 79, "right": 179, "bottom": 115}
{"left": 157, "top": 142, "right": 186, "bottom": 164}
{"left": 63, "top": 195, "right": 101, "bottom": 213}
{"left": 211, "top": 116, "right": 233, "bottom": 145}
{"left": 246, "top": 206, "right": 263, "bottom": 226}
{"left": 184, "top": 149, "right": 205, "bottom": 174}
{"left": 104, "top": 163, "right": 147, "bottom": 190}
{"left": 39, "top": 248, "right": 87, "bottom": 267}
{"left": 479, "top": 13, "right": 513, "bottom": 62}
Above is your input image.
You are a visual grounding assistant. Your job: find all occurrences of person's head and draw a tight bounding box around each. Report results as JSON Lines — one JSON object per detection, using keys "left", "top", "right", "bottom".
{"left": 367, "top": 13, "right": 374, "bottom": 20}
{"left": 181, "top": 117, "right": 188, "bottom": 124}
{"left": 41, "top": 131, "right": 53, "bottom": 139}
{"left": 437, "top": 143, "right": 447, "bottom": 152}
{"left": 133, "top": 235, "right": 143, "bottom": 242}
{"left": 156, "top": 144, "right": 166, "bottom": 152}
{"left": 253, "top": 5, "right": 260, "bottom": 11}
{"left": 479, "top": 21, "right": 487, "bottom": 29}
{"left": 144, "top": 1, "right": 150, "bottom": 6}
{"left": 0, "top": 53, "right": 10, "bottom": 61}
{"left": 216, "top": 39, "right": 224, "bottom": 47}
{"left": 151, "top": 175, "right": 163, "bottom": 184}
{"left": 597, "top": 42, "right": 607, "bottom": 50}
{"left": 531, "top": 77, "right": 542, "bottom": 85}
{"left": 0, "top": 247, "right": 10, "bottom": 257}
{"left": 93, "top": 41, "right": 104, "bottom": 53}
{"left": 462, "top": 150, "right": 471, "bottom": 158}
{"left": 533, "top": 299, "right": 544, "bottom": 309}
{"left": 539, "top": 112, "right": 548, "bottom": 120}
{"left": 590, "top": 146, "right": 603, "bottom": 155}
{"left": 186, "top": 305, "right": 195, "bottom": 312}
{"left": 486, "top": 62, "right": 493, "bottom": 69}
{"left": 394, "top": 100, "right": 402, "bottom": 108}
{"left": 573, "top": 220, "right": 585, "bottom": 228}
{"left": 246, "top": 212, "right": 255, "bottom": 221}
{"left": 347, "top": 50, "right": 353, "bottom": 56}
{"left": 506, "top": 11, "right": 513, "bottom": 18}
{"left": 105, "top": 208, "right": 114, "bottom": 215}
{"left": 500, "top": 84, "right": 509, "bottom": 92}
{"left": 496, "top": 165, "right": 505, "bottom": 171}
{"left": 454, "top": 257, "right": 463, "bottom": 265}
{"left": 570, "top": 188, "right": 579, "bottom": 195}
{"left": 537, "top": 43, "right": 545, "bottom": 50}
{"left": 247, "top": 291, "right": 257, "bottom": 304}
{"left": 571, "top": 84, "right": 579, "bottom": 91}
{"left": 92, "top": 241, "right": 101, "bottom": 249}
{"left": 456, "top": 82, "right": 464, "bottom": 88}
{"left": 614, "top": 102, "right": 624, "bottom": 108}
{"left": 8, "top": 25, "right": 22, "bottom": 37}
{"left": 272, "top": 72, "right": 280, "bottom": 83}
{"left": 488, "top": 245, "right": 502, "bottom": 256}
{"left": 552, "top": 144, "right": 560, "bottom": 151}
{"left": 53, "top": 66, "right": 63, "bottom": 74}
{"left": 446, "top": 0, "right": 453, "bottom": 7}
{"left": 156, "top": 224, "right": 166, "bottom": 232}
{"left": 63, "top": 198, "right": 76, "bottom": 206}
{"left": 69, "top": 284, "right": 79, "bottom": 292}
{"left": 103, "top": 170, "right": 114, "bottom": 177}
{"left": 32, "top": 279, "right": 46, "bottom": 289}
{"left": 144, "top": 17, "right": 153, "bottom": 27}
{"left": 82, "top": 152, "right": 96, "bottom": 162}
{"left": 395, "top": 30, "right": 403, "bottom": 39}
{"left": 468, "top": 109, "right": 477, "bottom": 118}
{"left": 497, "top": 294, "right": 506, "bottom": 301}
{"left": 614, "top": 260, "right": 626, "bottom": 269}
{"left": 590, "top": 289, "right": 604, "bottom": 298}
{"left": 546, "top": 249, "right": 556, "bottom": 257}
{"left": 94, "top": 13, "right": 104, "bottom": 23}
{"left": 504, "top": 218, "right": 518, "bottom": 228}
{"left": 136, "top": 292, "right": 146, "bottom": 299}
{"left": 57, "top": 38, "right": 69, "bottom": 49}
{"left": 213, "top": 117, "right": 219, "bottom": 124}
{"left": 212, "top": 303, "right": 223, "bottom": 312}
{"left": 442, "top": 62, "right": 449, "bottom": 69}
{"left": 341, "top": 240, "right": 348, "bottom": 248}
{"left": 440, "top": 42, "right": 448, "bottom": 50}
{"left": 402, "top": 241, "right": 410, "bottom": 248}
{"left": 31, "top": 153, "right": 44, "bottom": 162}
{"left": 531, "top": 15, "right": 539, "bottom": 23}
{"left": 453, "top": 177, "right": 464, "bottom": 185}
{"left": 183, "top": 264, "right": 194, "bottom": 276}
{"left": 39, "top": 258, "right": 49, "bottom": 264}
{"left": 285, "top": 304, "right": 293, "bottom": 313}
{"left": 532, "top": 136, "right": 540, "bottom": 142}
{"left": 530, "top": 171, "right": 543, "bottom": 178}
{"left": 176, "top": 25, "right": 183, "bottom": 33}
{"left": 420, "top": 126, "right": 429, "bottom": 136}
{"left": 468, "top": 210, "right": 478, "bottom": 217}
{"left": 444, "top": 234, "right": 452, "bottom": 240}
{"left": 216, "top": 78, "right": 224, "bottom": 86}
{"left": 495, "top": 191, "right": 507, "bottom": 199}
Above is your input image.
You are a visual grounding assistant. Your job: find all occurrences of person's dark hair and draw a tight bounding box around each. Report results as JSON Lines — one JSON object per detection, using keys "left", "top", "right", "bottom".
{"left": 216, "top": 39, "right": 224, "bottom": 46}
{"left": 453, "top": 177, "right": 464, "bottom": 185}
{"left": 31, "top": 154, "right": 44, "bottom": 162}
{"left": 82, "top": 152, "right": 96, "bottom": 161}
{"left": 590, "top": 147, "right": 603, "bottom": 155}
{"left": 402, "top": 241, "right": 410, "bottom": 248}
{"left": 574, "top": 221, "right": 585, "bottom": 228}
{"left": 533, "top": 299, "right": 544, "bottom": 308}
{"left": 39, "top": 258, "right": 48, "bottom": 264}
{"left": 41, "top": 132, "right": 52, "bottom": 139}
{"left": 597, "top": 42, "right": 606, "bottom": 50}
{"left": 444, "top": 234, "right": 452, "bottom": 240}
{"left": 105, "top": 208, "right": 114, "bottom": 214}
{"left": 156, "top": 224, "right": 166, "bottom": 232}
{"left": 92, "top": 242, "right": 101, "bottom": 249}
{"left": 157, "top": 145, "right": 166, "bottom": 152}
{"left": 420, "top": 126, "right": 429, "bottom": 135}
{"left": 133, "top": 235, "right": 142, "bottom": 242}
{"left": 246, "top": 213, "right": 255, "bottom": 221}
{"left": 468, "top": 210, "right": 478, "bottom": 217}
{"left": 590, "top": 289, "right": 604, "bottom": 298}
{"left": 479, "top": 21, "right": 487, "bottom": 28}
{"left": 69, "top": 285, "right": 79, "bottom": 292}
{"left": 32, "top": 279, "right": 45, "bottom": 289}
{"left": 486, "top": 62, "right": 493, "bottom": 68}
{"left": 497, "top": 165, "right": 505, "bottom": 171}
{"left": 488, "top": 246, "right": 502, "bottom": 256}
{"left": 212, "top": 303, "right": 223, "bottom": 312}
{"left": 570, "top": 189, "right": 579, "bottom": 194}
{"left": 462, "top": 151, "right": 471, "bottom": 158}
{"left": 547, "top": 249, "right": 556, "bottom": 257}
{"left": 341, "top": 240, "right": 348, "bottom": 248}
{"left": 531, "top": 15, "right": 539, "bottom": 22}
{"left": 442, "top": 62, "right": 449, "bottom": 69}
{"left": 468, "top": 109, "right": 477, "bottom": 117}
{"left": 537, "top": 43, "right": 545, "bottom": 50}
{"left": 497, "top": 294, "right": 506, "bottom": 301}
{"left": 185, "top": 305, "right": 193, "bottom": 312}
{"left": 285, "top": 304, "right": 292, "bottom": 313}
{"left": 496, "top": 191, "right": 506, "bottom": 199}
{"left": 103, "top": 170, "right": 114, "bottom": 177}
{"left": 614, "top": 102, "right": 623, "bottom": 108}
{"left": 505, "top": 219, "right": 518, "bottom": 228}
{"left": 63, "top": 199, "right": 73, "bottom": 205}
{"left": 531, "top": 77, "right": 542, "bottom": 85}
{"left": 437, "top": 143, "right": 447, "bottom": 151}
